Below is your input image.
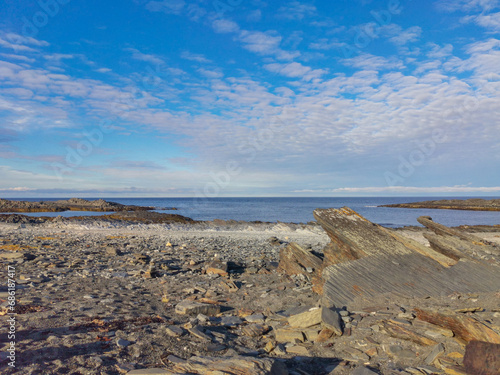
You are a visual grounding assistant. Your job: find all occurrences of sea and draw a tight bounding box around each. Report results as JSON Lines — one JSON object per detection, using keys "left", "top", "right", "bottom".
{"left": 8, "top": 197, "right": 500, "bottom": 228}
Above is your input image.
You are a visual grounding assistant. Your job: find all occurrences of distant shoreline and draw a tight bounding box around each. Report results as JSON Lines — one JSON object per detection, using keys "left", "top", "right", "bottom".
{"left": 0, "top": 198, "right": 176, "bottom": 213}
{"left": 381, "top": 198, "right": 500, "bottom": 211}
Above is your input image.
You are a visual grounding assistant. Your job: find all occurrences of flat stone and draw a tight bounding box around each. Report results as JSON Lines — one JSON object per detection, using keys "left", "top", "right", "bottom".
{"left": 126, "top": 369, "right": 174, "bottom": 374}
{"left": 286, "top": 345, "right": 310, "bottom": 356}
{"left": 275, "top": 328, "right": 305, "bottom": 343}
{"left": 321, "top": 307, "right": 343, "bottom": 336}
{"left": 165, "top": 325, "right": 184, "bottom": 337}
{"left": 342, "top": 347, "right": 370, "bottom": 363}
{"left": 287, "top": 307, "right": 322, "bottom": 328}
{"left": 172, "top": 355, "right": 289, "bottom": 375}
{"left": 188, "top": 325, "right": 212, "bottom": 341}
{"left": 425, "top": 343, "right": 445, "bottom": 366}
{"left": 245, "top": 313, "right": 266, "bottom": 323}
{"left": 206, "top": 343, "right": 226, "bottom": 352}
{"left": 221, "top": 316, "right": 243, "bottom": 327}
{"left": 175, "top": 300, "right": 220, "bottom": 316}
{"left": 241, "top": 324, "right": 270, "bottom": 337}
{"left": 351, "top": 367, "right": 379, "bottom": 375}
{"left": 117, "top": 338, "right": 131, "bottom": 348}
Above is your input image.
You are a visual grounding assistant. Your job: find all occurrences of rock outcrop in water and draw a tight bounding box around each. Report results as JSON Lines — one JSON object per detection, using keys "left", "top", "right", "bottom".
{"left": 380, "top": 198, "right": 500, "bottom": 211}
{"left": 0, "top": 198, "right": 158, "bottom": 213}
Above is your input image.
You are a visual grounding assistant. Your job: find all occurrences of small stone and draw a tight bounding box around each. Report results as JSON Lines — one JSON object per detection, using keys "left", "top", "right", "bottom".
{"left": 425, "top": 343, "right": 445, "bottom": 366}
{"left": 89, "top": 356, "right": 104, "bottom": 368}
{"left": 351, "top": 367, "right": 379, "bottom": 375}
{"left": 206, "top": 343, "right": 226, "bottom": 352}
{"left": 188, "top": 325, "right": 212, "bottom": 341}
{"left": 165, "top": 325, "right": 184, "bottom": 337}
{"left": 241, "top": 324, "right": 270, "bottom": 337}
{"left": 342, "top": 347, "right": 370, "bottom": 363}
{"left": 315, "top": 328, "right": 335, "bottom": 343}
{"left": 264, "top": 341, "right": 276, "bottom": 353}
{"left": 274, "top": 344, "right": 287, "bottom": 355}
{"left": 221, "top": 316, "right": 243, "bottom": 327}
{"left": 245, "top": 313, "right": 266, "bottom": 324}
{"left": 116, "top": 338, "right": 131, "bottom": 348}
{"left": 175, "top": 300, "right": 220, "bottom": 316}
{"left": 287, "top": 345, "right": 310, "bottom": 356}
{"left": 126, "top": 369, "right": 173, "bottom": 374}
{"left": 115, "top": 363, "right": 136, "bottom": 373}
{"left": 205, "top": 259, "right": 228, "bottom": 277}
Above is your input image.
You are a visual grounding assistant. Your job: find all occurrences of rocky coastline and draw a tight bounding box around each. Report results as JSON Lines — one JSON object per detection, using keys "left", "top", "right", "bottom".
{"left": 0, "top": 198, "right": 168, "bottom": 213}
{"left": 0, "top": 208, "right": 499, "bottom": 375}
{"left": 380, "top": 198, "right": 500, "bottom": 211}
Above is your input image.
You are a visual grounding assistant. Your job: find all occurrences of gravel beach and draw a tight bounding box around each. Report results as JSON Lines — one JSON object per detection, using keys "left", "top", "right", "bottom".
{"left": 1, "top": 219, "right": 499, "bottom": 375}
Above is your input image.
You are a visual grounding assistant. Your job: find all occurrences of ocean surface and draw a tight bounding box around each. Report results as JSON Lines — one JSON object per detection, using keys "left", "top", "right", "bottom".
{"left": 9, "top": 197, "right": 500, "bottom": 228}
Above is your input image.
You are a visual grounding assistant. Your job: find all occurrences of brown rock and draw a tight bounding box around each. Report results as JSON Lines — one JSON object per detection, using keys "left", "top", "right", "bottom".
{"left": 382, "top": 320, "right": 437, "bottom": 346}
{"left": 278, "top": 242, "right": 323, "bottom": 278}
{"left": 205, "top": 259, "right": 228, "bottom": 277}
{"left": 463, "top": 340, "right": 500, "bottom": 375}
{"left": 415, "top": 309, "right": 500, "bottom": 344}
{"left": 241, "top": 324, "right": 270, "bottom": 337}
{"left": 315, "top": 328, "right": 335, "bottom": 343}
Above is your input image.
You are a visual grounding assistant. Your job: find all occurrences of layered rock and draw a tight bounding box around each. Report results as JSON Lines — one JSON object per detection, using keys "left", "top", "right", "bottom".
{"left": 0, "top": 198, "right": 157, "bottom": 212}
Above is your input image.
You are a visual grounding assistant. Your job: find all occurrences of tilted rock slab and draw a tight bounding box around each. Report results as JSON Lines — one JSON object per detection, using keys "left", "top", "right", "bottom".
{"left": 311, "top": 207, "right": 500, "bottom": 308}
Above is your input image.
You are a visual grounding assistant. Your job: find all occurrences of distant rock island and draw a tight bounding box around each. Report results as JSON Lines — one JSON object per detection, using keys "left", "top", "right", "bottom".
{"left": 381, "top": 198, "right": 500, "bottom": 211}
{"left": 0, "top": 198, "right": 158, "bottom": 213}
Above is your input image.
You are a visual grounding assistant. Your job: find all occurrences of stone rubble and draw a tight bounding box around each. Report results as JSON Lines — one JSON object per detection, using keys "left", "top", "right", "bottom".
{"left": 0, "top": 209, "right": 498, "bottom": 374}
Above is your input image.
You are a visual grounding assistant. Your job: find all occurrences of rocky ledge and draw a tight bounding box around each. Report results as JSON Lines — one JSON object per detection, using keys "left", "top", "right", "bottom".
{"left": 0, "top": 198, "right": 163, "bottom": 213}
{"left": 380, "top": 198, "right": 500, "bottom": 211}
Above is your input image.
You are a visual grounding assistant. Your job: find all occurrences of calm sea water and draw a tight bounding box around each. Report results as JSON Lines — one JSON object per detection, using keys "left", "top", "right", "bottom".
{"left": 10, "top": 197, "right": 500, "bottom": 228}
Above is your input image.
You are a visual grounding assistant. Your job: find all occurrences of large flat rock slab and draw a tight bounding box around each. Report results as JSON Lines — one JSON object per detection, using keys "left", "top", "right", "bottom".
{"left": 312, "top": 207, "right": 500, "bottom": 308}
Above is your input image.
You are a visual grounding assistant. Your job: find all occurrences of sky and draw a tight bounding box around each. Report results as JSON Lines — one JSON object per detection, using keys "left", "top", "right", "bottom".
{"left": 0, "top": 0, "right": 499, "bottom": 198}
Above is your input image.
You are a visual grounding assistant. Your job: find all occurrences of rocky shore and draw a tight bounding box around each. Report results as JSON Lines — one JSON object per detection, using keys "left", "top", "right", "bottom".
{"left": 0, "top": 209, "right": 499, "bottom": 375}
{"left": 0, "top": 198, "right": 165, "bottom": 213}
{"left": 380, "top": 198, "right": 500, "bottom": 211}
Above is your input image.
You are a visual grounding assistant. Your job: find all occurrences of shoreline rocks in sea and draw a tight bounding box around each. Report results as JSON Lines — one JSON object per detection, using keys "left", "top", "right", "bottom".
{"left": 380, "top": 198, "right": 500, "bottom": 211}
{"left": 0, "top": 198, "right": 172, "bottom": 213}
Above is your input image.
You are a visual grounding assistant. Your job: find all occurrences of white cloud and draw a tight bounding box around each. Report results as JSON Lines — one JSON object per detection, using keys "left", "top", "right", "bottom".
{"left": 294, "top": 186, "right": 500, "bottom": 193}
{"left": 264, "top": 62, "right": 326, "bottom": 80}
{"left": 465, "top": 11, "right": 500, "bottom": 31}
{"left": 0, "top": 32, "right": 49, "bottom": 53}
{"left": 388, "top": 26, "right": 422, "bottom": 45}
{"left": 145, "top": 0, "right": 185, "bottom": 15}
{"left": 212, "top": 19, "right": 240, "bottom": 33}
{"left": 436, "top": 0, "right": 499, "bottom": 12}
{"left": 180, "top": 51, "right": 211, "bottom": 63}
{"left": 247, "top": 9, "right": 262, "bottom": 22}
{"left": 343, "top": 54, "right": 405, "bottom": 71}
{"left": 124, "top": 48, "right": 164, "bottom": 65}
{"left": 276, "top": 1, "right": 316, "bottom": 20}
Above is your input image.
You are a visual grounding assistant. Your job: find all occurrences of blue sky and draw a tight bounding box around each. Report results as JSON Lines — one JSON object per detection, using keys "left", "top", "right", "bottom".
{"left": 0, "top": 0, "right": 499, "bottom": 197}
